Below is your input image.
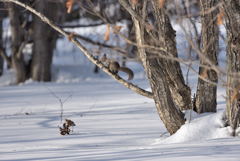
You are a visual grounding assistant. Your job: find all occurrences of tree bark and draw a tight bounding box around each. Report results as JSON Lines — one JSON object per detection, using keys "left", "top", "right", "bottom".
{"left": 0, "top": 12, "right": 3, "bottom": 76}
{"left": 31, "top": 1, "right": 62, "bottom": 81}
{"left": 8, "top": 3, "right": 27, "bottom": 83}
{"left": 150, "top": 0, "right": 192, "bottom": 111}
{"left": 0, "top": 2, "right": 9, "bottom": 75}
{"left": 195, "top": 0, "right": 219, "bottom": 113}
{"left": 223, "top": 0, "right": 240, "bottom": 135}
{"left": 147, "top": 57, "right": 186, "bottom": 134}
{"left": 120, "top": 0, "right": 186, "bottom": 134}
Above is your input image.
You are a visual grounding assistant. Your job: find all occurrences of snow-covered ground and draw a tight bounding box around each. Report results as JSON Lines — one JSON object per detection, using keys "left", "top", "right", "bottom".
{"left": 0, "top": 78, "right": 240, "bottom": 161}
{"left": 1, "top": 18, "right": 240, "bottom": 160}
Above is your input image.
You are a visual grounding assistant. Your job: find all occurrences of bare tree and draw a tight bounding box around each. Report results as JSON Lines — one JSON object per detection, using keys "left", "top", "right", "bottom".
{"left": 31, "top": 1, "right": 63, "bottom": 81}
{"left": 151, "top": 0, "right": 192, "bottom": 111}
{"left": 119, "top": 0, "right": 189, "bottom": 134}
{"left": 8, "top": 3, "right": 27, "bottom": 83}
{"left": 223, "top": 0, "right": 240, "bottom": 135}
{"left": 195, "top": 0, "right": 219, "bottom": 113}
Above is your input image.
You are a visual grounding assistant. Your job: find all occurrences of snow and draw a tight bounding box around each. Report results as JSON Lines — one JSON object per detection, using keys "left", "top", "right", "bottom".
{"left": 155, "top": 111, "right": 230, "bottom": 144}
{"left": 1, "top": 18, "right": 240, "bottom": 161}
{"left": 0, "top": 79, "right": 240, "bottom": 161}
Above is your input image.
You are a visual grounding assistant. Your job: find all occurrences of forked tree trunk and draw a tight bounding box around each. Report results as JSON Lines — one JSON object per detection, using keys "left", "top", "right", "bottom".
{"left": 31, "top": 1, "right": 62, "bottom": 81}
{"left": 8, "top": 3, "right": 27, "bottom": 83}
{"left": 195, "top": 0, "right": 219, "bottom": 113}
{"left": 223, "top": 0, "right": 240, "bottom": 135}
{"left": 119, "top": 0, "right": 186, "bottom": 134}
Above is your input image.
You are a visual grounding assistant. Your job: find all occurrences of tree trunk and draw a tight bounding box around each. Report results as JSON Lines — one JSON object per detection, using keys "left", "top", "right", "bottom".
{"left": 120, "top": 0, "right": 186, "bottom": 134}
{"left": 31, "top": 1, "right": 62, "bottom": 81}
{"left": 223, "top": 0, "right": 240, "bottom": 135}
{"left": 195, "top": 0, "right": 219, "bottom": 113}
{"left": 150, "top": 0, "right": 192, "bottom": 111}
{"left": 0, "top": 2, "right": 9, "bottom": 75}
{"left": 8, "top": 3, "right": 27, "bottom": 83}
{"left": 0, "top": 14, "right": 3, "bottom": 76}
{"left": 147, "top": 58, "right": 186, "bottom": 134}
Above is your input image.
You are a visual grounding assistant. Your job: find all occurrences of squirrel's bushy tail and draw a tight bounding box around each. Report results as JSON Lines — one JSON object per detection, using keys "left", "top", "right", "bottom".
{"left": 119, "top": 67, "right": 134, "bottom": 80}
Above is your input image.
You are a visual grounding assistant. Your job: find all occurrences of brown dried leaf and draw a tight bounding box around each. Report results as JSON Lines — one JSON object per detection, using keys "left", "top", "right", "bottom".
{"left": 217, "top": 10, "right": 224, "bottom": 25}
{"left": 158, "top": 0, "right": 165, "bottom": 9}
{"left": 104, "top": 24, "right": 110, "bottom": 41}
{"left": 66, "top": 0, "right": 74, "bottom": 14}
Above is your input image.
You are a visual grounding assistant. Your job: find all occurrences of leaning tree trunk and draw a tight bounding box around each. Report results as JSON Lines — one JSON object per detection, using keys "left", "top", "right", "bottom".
{"left": 31, "top": 1, "right": 62, "bottom": 81}
{"left": 223, "top": 0, "right": 240, "bottom": 135}
{"left": 195, "top": 0, "right": 219, "bottom": 113}
{"left": 8, "top": 3, "right": 27, "bottom": 83}
{"left": 119, "top": 0, "right": 186, "bottom": 134}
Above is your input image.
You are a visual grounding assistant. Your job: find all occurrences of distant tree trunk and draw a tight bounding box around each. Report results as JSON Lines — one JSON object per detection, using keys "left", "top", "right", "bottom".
{"left": 195, "top": 0, "right": 219, "bottom": 113}
{"left": 8, "top": 3, "right": 27, "bottom": 83}
{"left": 223, "top": 0, "right": 240, "bottom": 135}
{"left": 120, "top": 0, "right": 186, "bottom": 134}
{"left": 0, "top": 2, "right": 9, "bottom": 74}
{"left": 31, "top": 1, "right": 62, "bottom": 81}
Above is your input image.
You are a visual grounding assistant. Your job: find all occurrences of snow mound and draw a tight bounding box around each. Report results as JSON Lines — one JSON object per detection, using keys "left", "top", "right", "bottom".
{"left": 154, "top": 110, "right": 231, "bottom": 144}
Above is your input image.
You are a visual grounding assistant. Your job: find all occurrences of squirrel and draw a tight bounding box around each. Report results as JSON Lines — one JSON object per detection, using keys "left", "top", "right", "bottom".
{"left": 101, "top": 54, "right": 134, "bottom": 80}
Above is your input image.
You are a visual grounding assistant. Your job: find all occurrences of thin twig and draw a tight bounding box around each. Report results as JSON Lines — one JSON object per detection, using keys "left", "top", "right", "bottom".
{"left": 59, "top": 22, "right": 105, "bottom": 28}
{"left": 45, "top": 86, "right": 72, "bottom": 123}
{"left": 66, "top": 32, "right": 129, "bottom": 56}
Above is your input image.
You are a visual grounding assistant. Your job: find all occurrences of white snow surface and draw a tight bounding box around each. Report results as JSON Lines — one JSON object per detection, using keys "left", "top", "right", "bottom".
{"left": 1, "top": 20, "right": 240, "bottom": 161}
{"left": 0, "top": 78, "right": 239, "bottom": 161}
{"left": 1, "top": 79, "right": 240, "bottom": 161}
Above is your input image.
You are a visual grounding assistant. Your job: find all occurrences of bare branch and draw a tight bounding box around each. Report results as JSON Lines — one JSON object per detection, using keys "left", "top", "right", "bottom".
{"left": 59, "top": 22, "right": 105, "bottom": 28}
{"left": 66, "top": 32, "right": 129, "bottom": 56}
